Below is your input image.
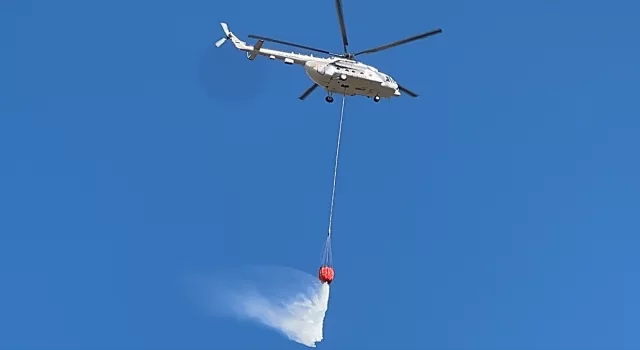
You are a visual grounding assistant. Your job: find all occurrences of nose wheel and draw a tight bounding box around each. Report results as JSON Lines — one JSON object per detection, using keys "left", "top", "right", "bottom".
{"left": 373, "top": 95, "right": 380, "bottom": 102}
{"left": 325, "top": 96, "right": 334, "bottom": 103}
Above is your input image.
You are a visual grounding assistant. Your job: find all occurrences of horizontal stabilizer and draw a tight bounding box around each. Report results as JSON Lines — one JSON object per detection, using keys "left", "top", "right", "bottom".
{"left": 247, "top": 39, "right": 264, "bottom": 60}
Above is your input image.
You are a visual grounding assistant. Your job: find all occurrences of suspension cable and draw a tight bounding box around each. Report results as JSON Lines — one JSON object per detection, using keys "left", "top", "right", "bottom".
{"left": 327, "top": 94, "right": 346, "bottom": 239}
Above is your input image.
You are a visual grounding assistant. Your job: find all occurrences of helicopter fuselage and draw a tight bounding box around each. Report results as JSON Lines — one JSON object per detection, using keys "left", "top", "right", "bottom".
{"left": 218, "top": 26, "right": 401, "bottom": 100}
{"left": 303, "top": 59, "right": 400, "bottom": 99}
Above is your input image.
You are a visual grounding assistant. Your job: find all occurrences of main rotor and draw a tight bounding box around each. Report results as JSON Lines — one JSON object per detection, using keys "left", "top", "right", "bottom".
{"left": 248, "top": 0, "right": 443, "bottom": 61}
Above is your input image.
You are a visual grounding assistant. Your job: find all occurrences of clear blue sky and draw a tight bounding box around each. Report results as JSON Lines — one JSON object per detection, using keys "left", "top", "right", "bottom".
{"left": 2, "top": 0, "right": 639, "bottom": 349}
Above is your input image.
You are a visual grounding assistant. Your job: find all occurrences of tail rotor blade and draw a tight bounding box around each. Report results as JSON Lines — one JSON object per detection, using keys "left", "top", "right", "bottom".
{"left": 299, "top": 84, "right": 319, "bottom": 100}
{"left": 215, "top": 37, "right": 227, "bottom": 47}
{"left": 220, "top": 22, "right": 230, "bottom": 36}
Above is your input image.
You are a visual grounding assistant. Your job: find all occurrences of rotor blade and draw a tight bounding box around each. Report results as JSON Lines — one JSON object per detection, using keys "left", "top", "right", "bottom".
{"left": 247, "top": 34, "right": 335, "bottom": 56}
{"left": 354, "top": 28, "right": 443, "bottom": 56}
{"left": 220, "top": 23, "right": 230, "bottom": 37}
{"left": 215, "top": 37, "right": 226, "bottom": 47}
{"left": 334, "top": 0, "right": 349, "bottom": 53}
{"left": 299, "top": 84, "right": 319, "bottom": 100}
{"left": 398, "top": 84, "right": 419, "bottom": 98}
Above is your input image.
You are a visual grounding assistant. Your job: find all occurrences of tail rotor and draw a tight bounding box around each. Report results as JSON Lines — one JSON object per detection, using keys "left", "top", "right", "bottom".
{"left": 215, "top": 22, "right": 232, "bottom": 47}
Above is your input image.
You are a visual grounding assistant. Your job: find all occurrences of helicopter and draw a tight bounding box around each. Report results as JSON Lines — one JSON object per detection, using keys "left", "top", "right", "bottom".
{"left": 215, "top": 0, "right": 442, "bottom": 103}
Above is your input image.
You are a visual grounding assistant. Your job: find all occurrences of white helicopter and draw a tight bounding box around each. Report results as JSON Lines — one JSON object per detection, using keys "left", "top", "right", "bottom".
{"left": 215, "top": 0, "right": 442, "bottom": 103}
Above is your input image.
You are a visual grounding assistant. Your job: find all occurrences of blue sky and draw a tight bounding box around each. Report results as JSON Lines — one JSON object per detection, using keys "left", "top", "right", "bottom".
{"left": 1, "top": 0, "right": 639, "bottom": 349}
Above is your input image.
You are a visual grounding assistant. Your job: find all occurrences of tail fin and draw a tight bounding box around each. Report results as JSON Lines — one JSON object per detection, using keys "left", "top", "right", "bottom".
{"left": 214, "top": 22, "right": 246, "bottom": 49}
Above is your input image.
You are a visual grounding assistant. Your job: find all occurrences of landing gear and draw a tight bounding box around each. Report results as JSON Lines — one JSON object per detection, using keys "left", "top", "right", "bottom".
{"left": 373, "top": 95, "right": 380, "bottom": 102}
{"left": 325, "top": 96, "right": 334, "bottom": 103}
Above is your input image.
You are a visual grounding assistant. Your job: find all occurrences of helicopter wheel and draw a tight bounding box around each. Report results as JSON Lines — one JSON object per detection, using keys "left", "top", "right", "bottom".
{"left": 325, "top": 96, "right": 334, "bottom": 103}
{"left": 373, "top": 95, "right": 380, "bottom": 102}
